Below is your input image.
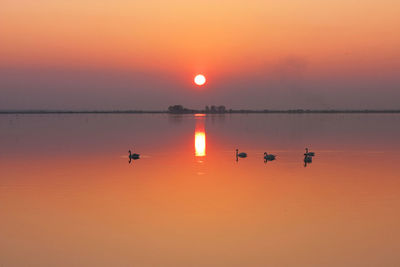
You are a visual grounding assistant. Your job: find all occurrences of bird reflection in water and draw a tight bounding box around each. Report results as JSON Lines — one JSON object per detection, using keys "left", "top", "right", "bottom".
{"left": 304, "top": 155, "right": 312, "bottom": 167}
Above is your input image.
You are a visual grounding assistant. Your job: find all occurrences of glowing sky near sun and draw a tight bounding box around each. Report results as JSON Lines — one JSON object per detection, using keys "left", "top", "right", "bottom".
{"left": 0, "top": 0, "right": 399, "bottom": 109}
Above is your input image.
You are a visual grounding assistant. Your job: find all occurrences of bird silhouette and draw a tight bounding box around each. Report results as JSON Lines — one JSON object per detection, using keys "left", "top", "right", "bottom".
{"left": 304, "top": 148, "right": 315, "bottom": 157}
{"left": 236, "top": 149, "right": 247, "bottom": 161}
{"left": 129, "top": 150, "right": 140, "bottom": 163}
{"left": 264, "top": 152, "right": 276, "bottom": 162}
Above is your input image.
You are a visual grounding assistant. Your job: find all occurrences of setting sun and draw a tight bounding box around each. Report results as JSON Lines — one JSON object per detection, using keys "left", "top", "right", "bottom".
{"left": 194, "top": 74, "right": 206, "bottom": 86}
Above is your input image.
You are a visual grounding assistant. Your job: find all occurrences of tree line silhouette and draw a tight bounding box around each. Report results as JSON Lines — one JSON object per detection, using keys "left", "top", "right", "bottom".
{"left": 166, "top": 105, "right": 400, "bottom": 114}
{"left": 168, "top": 105, "right": 226, "bottom": 114}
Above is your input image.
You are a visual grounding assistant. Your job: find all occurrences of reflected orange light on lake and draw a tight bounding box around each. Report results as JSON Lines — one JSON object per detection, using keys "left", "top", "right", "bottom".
{"left": 2, "top": 114, "right": 400, "bottom": 266}
{"left": 195, "top": 115, "right": 206, "bottom": 157}
{"left": 195, "top": 131, "right": 206, "bottom": 157}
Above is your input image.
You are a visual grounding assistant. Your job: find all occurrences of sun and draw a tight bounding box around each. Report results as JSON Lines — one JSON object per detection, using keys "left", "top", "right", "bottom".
{"left": 194, "top": 74, "right": 206, "bottom": 86}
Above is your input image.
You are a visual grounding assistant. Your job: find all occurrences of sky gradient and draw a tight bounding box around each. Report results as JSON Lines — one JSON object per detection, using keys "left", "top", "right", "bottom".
{"left": 1, "top": 0, "right": 399, "bottom": 110}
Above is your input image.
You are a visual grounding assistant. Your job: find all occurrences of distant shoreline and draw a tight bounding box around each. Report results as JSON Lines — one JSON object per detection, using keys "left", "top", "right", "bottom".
{"left": 1, "top": 110, "right": 400, "bottom": 114}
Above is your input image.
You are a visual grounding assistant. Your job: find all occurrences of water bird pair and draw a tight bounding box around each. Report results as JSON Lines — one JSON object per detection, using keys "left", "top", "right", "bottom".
{"left": 235, "top": 149, "right": 276, "bottom": 162}
{"left": 303, "top": 148, "right": 315, "bottom": 167}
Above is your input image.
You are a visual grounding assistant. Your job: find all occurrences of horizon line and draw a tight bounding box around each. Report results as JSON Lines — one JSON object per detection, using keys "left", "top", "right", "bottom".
{"left": 1, "top": 109, "right": 400, "bottom": 114}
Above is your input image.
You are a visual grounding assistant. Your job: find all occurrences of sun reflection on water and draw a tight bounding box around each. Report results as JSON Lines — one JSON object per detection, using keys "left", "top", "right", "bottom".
{"left": 194, "top": 114, "right": 206, "bottom": 157}
{"left": 195, "top": 131, "right": 206, "bottom": 157}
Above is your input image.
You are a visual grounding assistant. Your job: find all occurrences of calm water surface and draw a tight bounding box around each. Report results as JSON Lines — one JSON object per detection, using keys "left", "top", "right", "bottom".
{"left": 1, "top": 114, "right": 400, "bottom": 266}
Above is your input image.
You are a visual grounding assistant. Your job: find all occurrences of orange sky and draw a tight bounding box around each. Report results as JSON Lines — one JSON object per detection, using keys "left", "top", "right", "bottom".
{"left": 0, "top": 0, "right": 400, "bottom": 109}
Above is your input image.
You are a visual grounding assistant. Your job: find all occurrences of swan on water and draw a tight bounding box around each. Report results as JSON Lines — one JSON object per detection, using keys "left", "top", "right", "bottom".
{"left": 236, "top": 149, "right": 247, "bottom": 158}
{"left": 129, "top": 150, "right": 140, "bottom": 163}
{"left": 264, "top": 152, "right": 276, "bottom": 161}
{"left": 304, "top": 148, "right": 315, "bottom": 157}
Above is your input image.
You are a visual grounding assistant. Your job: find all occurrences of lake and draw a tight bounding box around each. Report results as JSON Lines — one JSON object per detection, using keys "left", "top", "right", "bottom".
{"left": 1, "top": 113, "right": 400, "bottom": 266}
